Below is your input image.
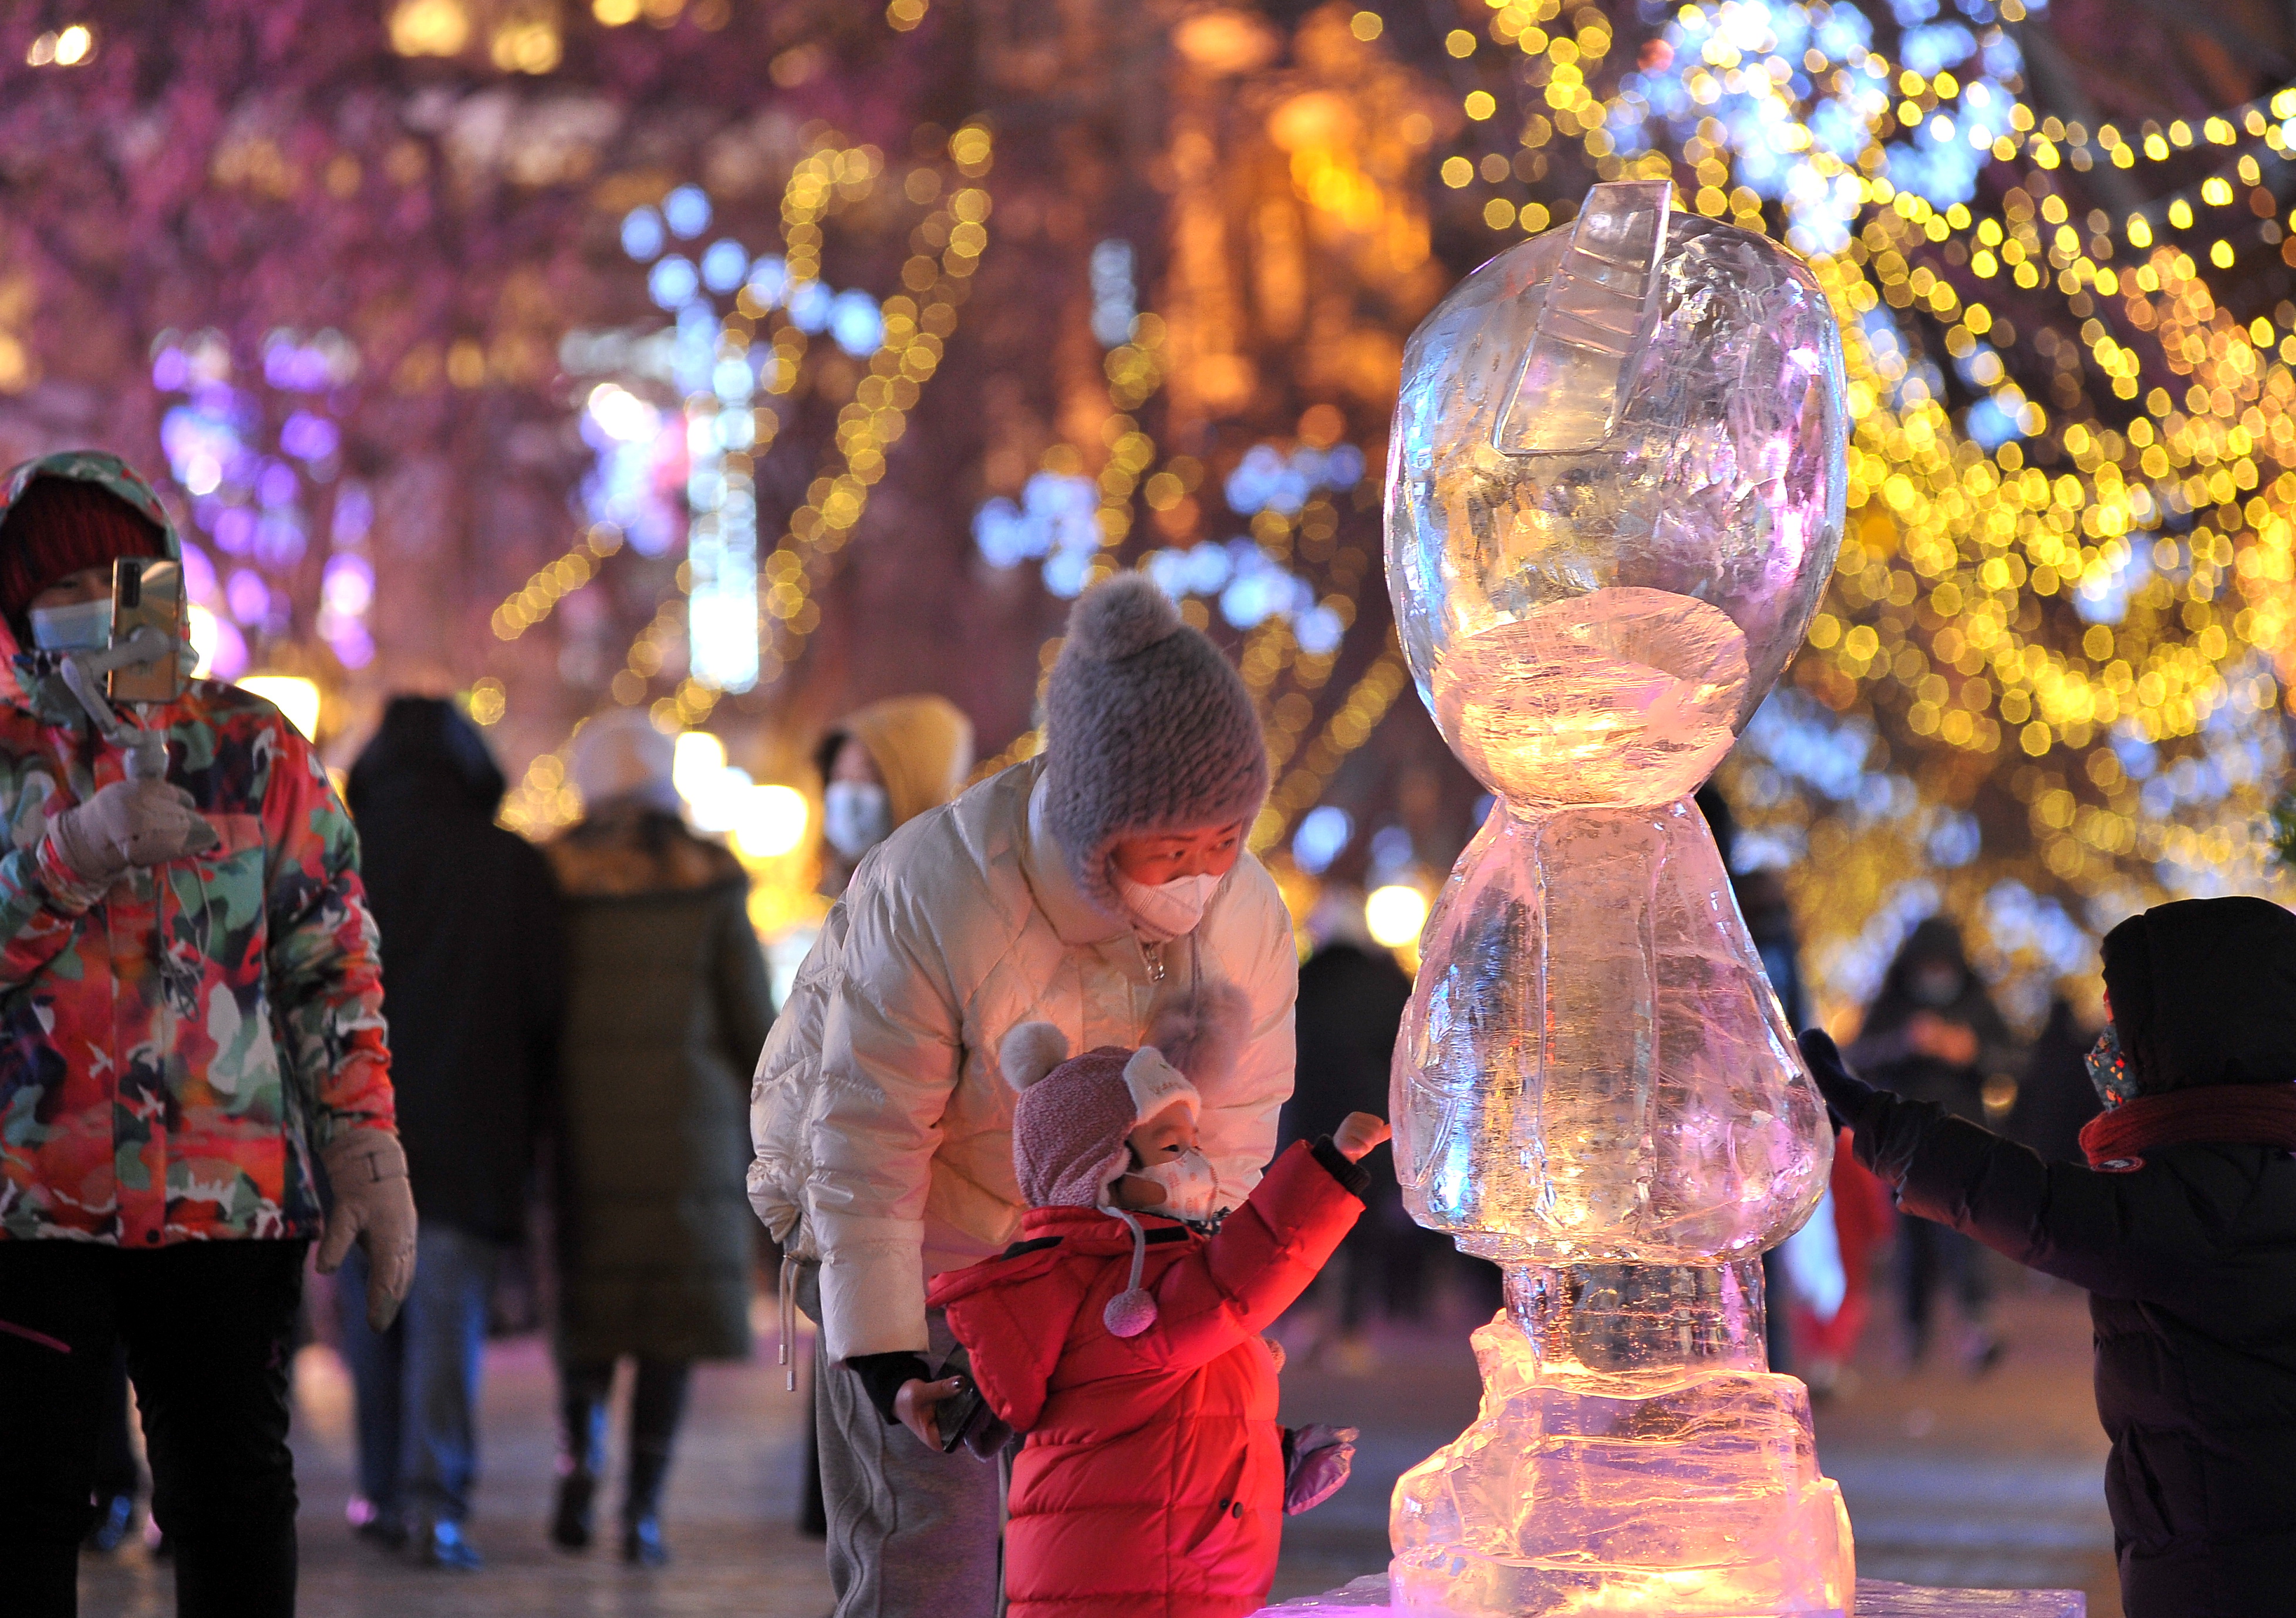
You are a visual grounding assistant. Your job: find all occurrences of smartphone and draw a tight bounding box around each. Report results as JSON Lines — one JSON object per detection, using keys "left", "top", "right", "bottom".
{"left": 108, "top": 557, "right": 188, "bottom": 705}
{"left": 937, "top": 1375, "right": 987, "bottom": 1454}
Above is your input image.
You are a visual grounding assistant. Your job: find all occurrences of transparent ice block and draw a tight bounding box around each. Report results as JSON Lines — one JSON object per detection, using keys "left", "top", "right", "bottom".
{"left": 1381, "top": 181, "right": 1851, "bottom": 1616}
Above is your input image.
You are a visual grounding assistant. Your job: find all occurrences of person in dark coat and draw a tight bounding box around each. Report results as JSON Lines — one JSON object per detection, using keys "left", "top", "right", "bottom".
{"left": 1846, "top": 916, "right": 2017, "bottom": 1367}
{"left": 1278, "top": 908, "right": 1421, "bottom": 1360}
{"left": 340, "top": 696, "right": 565, "bottom": 1569}
{"left": 1801, "top": 895, "right": 2296, "bottom": 1618}
{"left": 547, "top": 709, "right": 774, "bottom": 1567}
{"left": 2010, "top": 995, "right": 2105, "bottom": 1166}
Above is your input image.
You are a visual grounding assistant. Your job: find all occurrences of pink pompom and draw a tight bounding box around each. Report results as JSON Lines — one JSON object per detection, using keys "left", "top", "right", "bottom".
{"left": 1103, "top": 1287, "right": 1158, "bottom": 1337}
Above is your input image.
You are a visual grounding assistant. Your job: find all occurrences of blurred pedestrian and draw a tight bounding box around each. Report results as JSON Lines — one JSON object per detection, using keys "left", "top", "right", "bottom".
{"left": 815, "top": 694, "right": 974, "bottom": 895}
{"left": 2010, "top": 994, "right": 2104, "bottom": 1166}
{"left": 750, "top": 577, "right": 1299, "bottom": 1618}
{"left": 1792, "top": 1131, "right": 1897, "bottom": 1395}
{"left": 547, "top": 710, "right": 774, "bottom": 1567}
{"left": 1848, "top": 917, "right": 2017, "bottom": 1369}
{"left": 339, "top": 696, "right": 565, "bottom": 1569}
{"left": 928, "top": 1022, "right": 1379, "bottom": 1618}
{"left": 1279, "top": 892, "right": 1422, "bottom": 1369}
{"left": 0, "top": 452, "right": 409, "bottom": 1618}
{"left": 795, "top": 692, "right": 975, "bottom": 1538}
{"left": 1698, "top": 783, "right": 1808, "bottom": 1377}
{"left": 1802, "top": 895, "right": 2296, "bottom": 1618}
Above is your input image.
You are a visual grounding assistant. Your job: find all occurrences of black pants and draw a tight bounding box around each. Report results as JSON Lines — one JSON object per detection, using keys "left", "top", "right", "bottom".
{"left": 0, "top": 1239, "right": 306, "bottom": 1618}
{"left": 558, "top": 1355, "right": 692, "bottom": 1522}
{"left": 1897, "top": 1210, "right": 1992, "bottom": 1354}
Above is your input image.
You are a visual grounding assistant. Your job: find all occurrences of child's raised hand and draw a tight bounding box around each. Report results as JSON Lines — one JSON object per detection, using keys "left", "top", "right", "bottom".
{"left": 1333, "top": 1112, "right": 1391, "bottom": 1162}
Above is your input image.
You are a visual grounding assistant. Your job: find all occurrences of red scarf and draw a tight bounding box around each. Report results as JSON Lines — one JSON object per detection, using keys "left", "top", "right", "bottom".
{"left": 2079, "top": 1084, "right": 2296, "bottom": 1171}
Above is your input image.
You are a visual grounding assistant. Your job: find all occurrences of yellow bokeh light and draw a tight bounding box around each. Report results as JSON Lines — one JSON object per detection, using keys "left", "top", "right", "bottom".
{"left": 387, "top": 0, "right": 470, "bottom": 57}
{"left": 239, "top": 676, "right": 321, "bottom": 742}
{"left": 1366, "top": 884, "right": 1429, "bottom": 949}
{"left": 733, "top": 785, "right": 811, "bottom": 859}
{"left": 672, "top": 730, "right": 728, "bottom": 802}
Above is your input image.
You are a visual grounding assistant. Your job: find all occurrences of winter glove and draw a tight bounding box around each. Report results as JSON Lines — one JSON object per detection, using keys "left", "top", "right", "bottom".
{"left": 316, "top": 1128, "right": 418, "bottom": 1332}
{"left": 45, "top": 777, "right": 218, "bottom": 886}
{"left": 1283, "top": 1423, "right": 1358, "bottom": 1515}
{"left": 1797, "top": 1029, "right": 1878, "bottom": 1134}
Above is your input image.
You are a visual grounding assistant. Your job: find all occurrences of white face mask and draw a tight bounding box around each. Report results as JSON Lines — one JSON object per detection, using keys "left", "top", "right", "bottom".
{"left": 1114, "top": 869, "right": 1222, "bottom": 942}
{"left": 1121, "top": 1147, "right": 1219, "bottom": 1223}
{"left": 822, "top": 781, "right": 893, "bottom": 862}
{"left": 28, "top": 598, "right": 112, "bottom": 653}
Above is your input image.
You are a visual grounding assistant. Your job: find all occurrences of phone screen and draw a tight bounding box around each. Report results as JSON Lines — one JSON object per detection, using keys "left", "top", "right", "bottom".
{"left": 107, "top": 557, "right": 188, "bottom": 706}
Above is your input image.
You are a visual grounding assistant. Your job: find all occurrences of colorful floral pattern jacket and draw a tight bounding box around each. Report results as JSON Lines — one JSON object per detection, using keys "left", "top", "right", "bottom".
{"left": 0, "top": 451, "right": 392, "bottom": 1246}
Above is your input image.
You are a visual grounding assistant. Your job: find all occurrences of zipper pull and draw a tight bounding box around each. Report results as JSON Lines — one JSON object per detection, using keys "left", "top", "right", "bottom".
{"left": 1142, "top": 939, "right": 1165, "bottom": 982}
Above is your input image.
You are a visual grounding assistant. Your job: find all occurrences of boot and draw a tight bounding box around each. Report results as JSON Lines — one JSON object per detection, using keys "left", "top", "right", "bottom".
{"left": 623, "top": 1444, "right": 672, "bottom": 1566}
{"left": 550, "top": 1468, "right": 596, "bottom": 1551}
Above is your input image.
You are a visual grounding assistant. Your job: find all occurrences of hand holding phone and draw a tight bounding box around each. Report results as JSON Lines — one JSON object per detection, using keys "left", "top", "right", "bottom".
{"left": 893, "top": 1374, "right": 966, "bottom": 1450}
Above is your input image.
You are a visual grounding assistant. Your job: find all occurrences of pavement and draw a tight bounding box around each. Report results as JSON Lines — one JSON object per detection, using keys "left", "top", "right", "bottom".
{"left": 77, "top": 1272, "right": 2119, "bottom": 1617}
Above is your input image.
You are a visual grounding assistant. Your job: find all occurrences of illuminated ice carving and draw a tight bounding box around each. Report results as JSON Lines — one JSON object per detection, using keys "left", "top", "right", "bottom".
{"left": 1383, "top": 181, "right": 1852, "bottom": 1616}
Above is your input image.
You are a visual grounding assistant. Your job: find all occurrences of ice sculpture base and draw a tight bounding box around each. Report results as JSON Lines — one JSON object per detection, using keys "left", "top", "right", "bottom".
{"left": 1256, "top": 1575, "right": 2086, "bottom": 1616}
{"left": 1388, "top": 1265, "right": 1853, "bottom": 1618}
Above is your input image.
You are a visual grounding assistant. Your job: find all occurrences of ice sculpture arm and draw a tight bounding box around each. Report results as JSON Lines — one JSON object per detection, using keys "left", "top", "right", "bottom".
{"left": 1194, "top": 856, "right": 1299, "bottom": 1208}
{"left": 805, "top": 875, "right": 964, "bottom": 1363}
{"left": 1069, "top": 1142, "right": 1359, "bottom": 1381}
{"left": 1854, "top": 1094, "right": 2206, "bottom": 1302}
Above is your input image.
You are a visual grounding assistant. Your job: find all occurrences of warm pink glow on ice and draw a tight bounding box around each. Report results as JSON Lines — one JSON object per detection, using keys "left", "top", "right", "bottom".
{"left": 1381, "top": 180, "right": 1854, "bottom": 1616}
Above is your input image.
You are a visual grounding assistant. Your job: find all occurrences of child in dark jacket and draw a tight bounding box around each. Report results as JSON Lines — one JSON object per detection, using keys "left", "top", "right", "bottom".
{"left": 923, "top": 1018, "right": 1384, "bottom": 1618}
{"left": 1801, "top": 895, "right": 2296, "bottom": 1618}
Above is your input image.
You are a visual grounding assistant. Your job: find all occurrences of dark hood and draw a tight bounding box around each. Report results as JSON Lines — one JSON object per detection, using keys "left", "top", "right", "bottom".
{"left": 0, "top": 451, "right": 186, "bottom": 715}
{"left": 1861, "top": 916, "right": 2010, "bottom": 1048}
{"left": 2102, "top": 897, "right": 2296, "bottom": 1093}
{"left": 348, "top": 696, "right": 506, "bottom": 821}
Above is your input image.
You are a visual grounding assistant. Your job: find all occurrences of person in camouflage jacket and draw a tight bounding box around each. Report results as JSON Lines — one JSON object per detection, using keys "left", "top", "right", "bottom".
{"left": 0, "top": 451, "right": 410, "bottom": 1618}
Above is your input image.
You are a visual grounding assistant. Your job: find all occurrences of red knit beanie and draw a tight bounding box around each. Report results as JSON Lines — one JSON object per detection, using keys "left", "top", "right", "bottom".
{"left": 0, "top": 476, "right": 164, "bottom": 632}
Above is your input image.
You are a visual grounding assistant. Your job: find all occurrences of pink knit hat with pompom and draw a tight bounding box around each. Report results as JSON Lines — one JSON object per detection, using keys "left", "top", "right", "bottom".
{"left": 1000, "top": 984, "right": 1251, "bottom": 1339}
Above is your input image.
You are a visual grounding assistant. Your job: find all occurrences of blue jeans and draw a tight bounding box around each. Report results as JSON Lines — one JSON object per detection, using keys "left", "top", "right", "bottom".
{"left": 338, "top": 1225, "right": 503, "bottom": 1525}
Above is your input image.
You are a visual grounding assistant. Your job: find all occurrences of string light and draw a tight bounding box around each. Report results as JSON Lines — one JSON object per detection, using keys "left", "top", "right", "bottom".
{"left": 492, "top": 524, "right": 623, "bottom": 640}
{"left": 1253, "top": 644, "right": 1411, "bottom": 852}
{"left": 1401, "top": 0, "right": 2296, "bottom": 1016}
{"left": 758, "top": 126, "right": 996, "bottom": 685}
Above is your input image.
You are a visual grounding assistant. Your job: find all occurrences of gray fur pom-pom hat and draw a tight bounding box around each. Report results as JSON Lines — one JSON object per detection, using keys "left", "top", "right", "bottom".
{"left": 1042, "top": 574, "right": 1268, "bottom": 916}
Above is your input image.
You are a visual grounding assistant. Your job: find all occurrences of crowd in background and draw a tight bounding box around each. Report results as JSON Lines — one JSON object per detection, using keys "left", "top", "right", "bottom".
{"left": 5, "top": 456, "right": 2234, "bottom": 1618}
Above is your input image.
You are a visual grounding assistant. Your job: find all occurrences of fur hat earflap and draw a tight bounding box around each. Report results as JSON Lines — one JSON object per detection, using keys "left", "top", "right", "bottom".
{"left": 1000, "top": 1022, "right": 1072, "bottom": 1091}
{"left": 1122, "top": 1047, "right": 1200, "bottom": 1125}
{"left": 1145, "top": 979, "right": 1252, "bottom": 1097}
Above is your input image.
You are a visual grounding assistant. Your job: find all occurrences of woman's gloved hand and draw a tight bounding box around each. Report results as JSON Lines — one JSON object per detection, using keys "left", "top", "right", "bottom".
{"left": 1796, "top": 1029, "right": 1879, "bottom": 1133}
{"left": 45, "top": 777, "right": 219, "bottom": 885}
{"left": 316, "top": 1129, "right": 419, "bottom": 1331}
{"left": 1283, "top": 1423, "right": 1358, "bottom": 1515}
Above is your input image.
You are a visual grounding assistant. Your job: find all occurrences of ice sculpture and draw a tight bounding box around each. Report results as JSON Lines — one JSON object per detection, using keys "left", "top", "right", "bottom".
{"left": 1382, "top": 181, "right": 1852, "bottom": 1615}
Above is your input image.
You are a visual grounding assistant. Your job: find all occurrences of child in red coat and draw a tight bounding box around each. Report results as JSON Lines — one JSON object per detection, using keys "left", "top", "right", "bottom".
{"left": 922, "top": 1019, "right": 1385, "bottom": 1618}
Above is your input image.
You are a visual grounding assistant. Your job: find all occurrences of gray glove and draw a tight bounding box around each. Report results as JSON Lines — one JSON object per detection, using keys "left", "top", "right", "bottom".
{"left": 316, "top": 1129, "right": 419, "bottom": 1331}
{"left": 46, "top": 777, "right": 219, "bottom": 885}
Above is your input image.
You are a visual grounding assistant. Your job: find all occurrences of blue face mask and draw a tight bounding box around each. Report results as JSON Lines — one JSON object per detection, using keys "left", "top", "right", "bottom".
{"left": 28, "top": 598, "right": 112, "bottom": 652}
{"left": 2085, "top": 1020, "right": 2142, "bottom": 1109}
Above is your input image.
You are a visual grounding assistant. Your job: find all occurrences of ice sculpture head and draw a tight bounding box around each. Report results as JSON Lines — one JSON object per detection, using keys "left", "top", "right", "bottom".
{"left": 1385, "top": 181, "right": 1847, "bottom": 810}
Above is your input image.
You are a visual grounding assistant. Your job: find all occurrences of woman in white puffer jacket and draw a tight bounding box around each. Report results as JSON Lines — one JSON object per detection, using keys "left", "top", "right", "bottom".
{"left": 748, "top": 575, "right": 1297, "bottom": 1617}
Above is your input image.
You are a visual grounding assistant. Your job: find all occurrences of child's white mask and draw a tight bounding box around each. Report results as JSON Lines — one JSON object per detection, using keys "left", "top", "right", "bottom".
{"left": 1124, "top": 1148, "right": 1219, "bottom": 1223}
